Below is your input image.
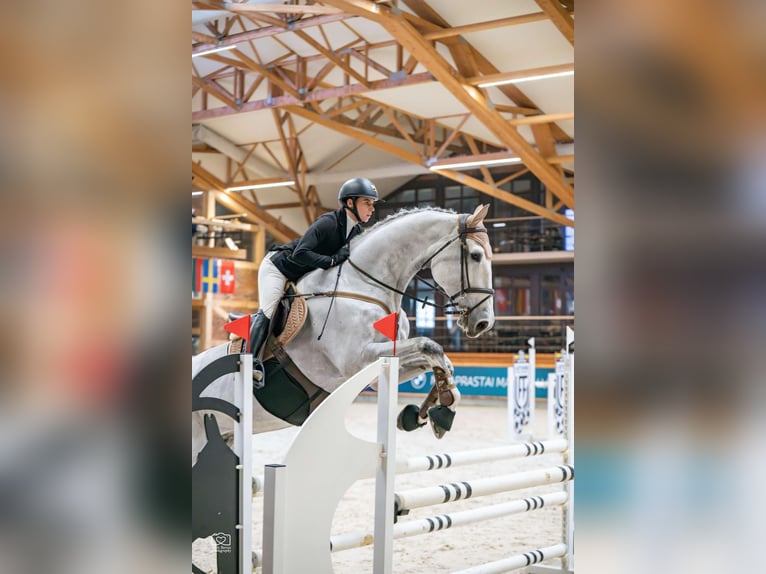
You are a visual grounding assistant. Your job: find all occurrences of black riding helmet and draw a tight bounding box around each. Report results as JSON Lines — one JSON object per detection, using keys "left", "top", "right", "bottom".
{"left": 338, "top": 177, "right": 384, "bottom": 222}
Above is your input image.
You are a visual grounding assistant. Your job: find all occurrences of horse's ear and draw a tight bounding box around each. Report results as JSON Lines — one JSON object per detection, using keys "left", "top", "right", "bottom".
{"left": 467, "top": 204, "right": 490, "bottom": 227}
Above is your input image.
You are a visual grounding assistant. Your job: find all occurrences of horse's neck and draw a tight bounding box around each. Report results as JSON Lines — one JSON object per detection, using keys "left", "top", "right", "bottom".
{"left": 352, "top": 212, "right": 455, "bottom": 293}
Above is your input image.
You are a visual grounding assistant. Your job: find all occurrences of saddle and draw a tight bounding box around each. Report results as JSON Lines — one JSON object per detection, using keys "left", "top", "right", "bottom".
{"left": 227, "top": 285, "right": 328, "bottom": 426}
{"left": 227, "top": 283, "right": 307, "bottom": 356}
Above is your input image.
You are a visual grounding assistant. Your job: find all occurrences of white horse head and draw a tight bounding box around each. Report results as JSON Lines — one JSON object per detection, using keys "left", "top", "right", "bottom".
{"left": 427, "top": 204, "right": 495, "bottom": 337}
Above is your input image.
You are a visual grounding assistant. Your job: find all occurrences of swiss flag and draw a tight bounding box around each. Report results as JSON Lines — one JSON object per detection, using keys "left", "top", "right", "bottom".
{"left": 219, "top": 260, "right": 236, "bottom": 294}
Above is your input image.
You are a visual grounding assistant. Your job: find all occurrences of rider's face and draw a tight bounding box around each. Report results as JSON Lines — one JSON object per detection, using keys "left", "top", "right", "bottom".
{"left": 351, "top": 197, "right": 375, "bottom": 223}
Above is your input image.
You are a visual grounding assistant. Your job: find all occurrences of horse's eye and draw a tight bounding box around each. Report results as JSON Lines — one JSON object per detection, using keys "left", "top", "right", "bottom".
{"left": 470, "top": 251, "right": 482, "bottom": 262}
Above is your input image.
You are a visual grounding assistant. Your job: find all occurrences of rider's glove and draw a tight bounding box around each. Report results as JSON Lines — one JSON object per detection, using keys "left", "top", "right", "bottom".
{"left": 332, "top": 246, "right": 350, "bottom": 266}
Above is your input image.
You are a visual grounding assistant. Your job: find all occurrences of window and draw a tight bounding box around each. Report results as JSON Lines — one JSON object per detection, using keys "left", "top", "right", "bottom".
{"left": 397, "top": 189, "right": 415, "bottom": 203}
{"left": 540, "top": 274, "right": 563, "bottom": 315}
{"left": 563, "top": 271, "right": 574, "bottom": 315}
{"left": 418, "top": 188, "right": 436, "bottom": 205}
{"left": 402, "top": 278, "right": 435, "bottom": 332}
{"left": 493, "top": 275, "right": 531, "bottom": 316}
{"left": 564, "top": 209, "right": 574, "bottom": 251}
{"left": 445, "top": 185, "right": 462, "bottom": 212}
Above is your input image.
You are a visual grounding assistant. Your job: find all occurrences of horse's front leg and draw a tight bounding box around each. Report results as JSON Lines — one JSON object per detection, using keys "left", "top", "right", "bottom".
{"left": 362, "top": 337, "right": 461, "bottom": 439}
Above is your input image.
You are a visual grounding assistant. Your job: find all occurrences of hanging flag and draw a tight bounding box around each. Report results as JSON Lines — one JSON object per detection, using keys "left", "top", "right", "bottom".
{"left": 201, "top": 259, "right": 219, "bottom": 293}
{"left": 192, "top": 258, "right": 202, "bottom": 294}
{"left": 224, "top": 314, "right": 251, "bottom": 347}
{"left": 373, "top": 312, "right": 399, "bottom": 355}
{"left": 219, "top": 260, "right": 236, "bottom": 294}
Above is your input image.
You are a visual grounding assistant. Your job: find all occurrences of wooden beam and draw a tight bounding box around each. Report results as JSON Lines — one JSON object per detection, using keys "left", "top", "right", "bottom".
{"left": 436, "top": 169, "right": 573, "bottom": 227}
{"left": 324, "top": 0, "right": 574, "bottom": 208}
{"left": 422, "top": 12, "right": 549, "bottom": 40}
{"left": 192, "top": 245, "right": 249, "bottom": 260}
{"left": 191, "top": 162, "right": 300, "bottom": 242}
{"left": 534, "top": 0, "right": 575, "bottom": 46}
{"left": 466, "top": 63, "right": 574, "bottom": 87}
{"left": 192, "top": 217, "right": 256, "bottom": 232}
{"left": 227, "top": 3, "right": 343, "bottom": 15}
{"left": 496, "top": 168, "right": 530, "bottom": 187}
{"left": 215, "top": 191, "right": 300, "bottom": 244}
{"left": 260, "top": 202, "right": 303, "bottom": 209}
{"left": 192, "top": 70, "right": 434, "bottom": 120}
{"left": 284, "top": 104, "right": 423, "bottom": 164}
{"left": 293, "top": 30, "right": 369, "bottom": 87}
{"left": 547, "top": 154, "right": 574, "bottom": 165}
{"left": 272, "top": 109, "right": 312, "bottom": 226}
{"left": 192, "top": 14, "right": 351, "bottom": 54}
{"left": 280, "top": 102, "right": 569, "bottom": 227}
{"left": 191, "top": 75, "right": 238, "bottom": 110}
{"left": 508, "top": 112, "right": 574, "bottom": 126}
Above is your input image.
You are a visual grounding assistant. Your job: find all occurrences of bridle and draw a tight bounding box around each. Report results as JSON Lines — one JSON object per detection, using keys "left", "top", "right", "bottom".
{"left": 347, "top": 214, "right": 494, "bottom": 318}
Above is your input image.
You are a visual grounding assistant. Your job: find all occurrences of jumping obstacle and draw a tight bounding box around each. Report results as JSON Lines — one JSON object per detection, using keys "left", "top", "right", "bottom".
{"left": 261, "top": 357, "right": 400, "bottom": 574}
{"left": 508, "top": 337, "right": 570, "bottom": 444}
{"left": 261, "top": 327, "right": 574, "bottom": 574}
{"left": 192, "top": 353, "right": 253, "bottom": 574}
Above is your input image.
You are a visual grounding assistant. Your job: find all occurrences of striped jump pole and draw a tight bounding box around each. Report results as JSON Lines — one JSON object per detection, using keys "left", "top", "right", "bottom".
{"left": 452, "top": 544, "right": 568, "bottom": 574}
{"left": 394, "top": 465, "right": 574, "bottom": 516}
{"left": 398, "top": 439, "right": 568, "bottom": 474}
{"left": 251, "top": 439, "right": 569, "bottom": 497}
{"left": 330, "top": 491, "right": 568, "bottom": 553}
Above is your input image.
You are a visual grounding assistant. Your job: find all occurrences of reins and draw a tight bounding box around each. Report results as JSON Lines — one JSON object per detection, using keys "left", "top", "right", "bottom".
{"left": 348, "top": 214, "right": 494, "bottom": 316}
{"left": 282, "top": 213, "right": 494, "bottom": 332}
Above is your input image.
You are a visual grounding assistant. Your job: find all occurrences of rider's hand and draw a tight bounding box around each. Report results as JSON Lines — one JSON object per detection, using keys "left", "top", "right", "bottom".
{"left": 332, "top": 246, "right": 350, "bottom": 266}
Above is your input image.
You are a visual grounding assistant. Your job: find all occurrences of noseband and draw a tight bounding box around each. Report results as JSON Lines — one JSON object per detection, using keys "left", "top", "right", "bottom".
{"left": 446, "top": 214, "right": 495, "bottom": 315}
{"left": 347, "top": 214, "right": 494, "bottom": 319}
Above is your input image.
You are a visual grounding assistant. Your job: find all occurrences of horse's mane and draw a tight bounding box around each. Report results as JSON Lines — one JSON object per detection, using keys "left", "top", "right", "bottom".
{"left": 354, "top": 206, "right": 457, "bottom": 244}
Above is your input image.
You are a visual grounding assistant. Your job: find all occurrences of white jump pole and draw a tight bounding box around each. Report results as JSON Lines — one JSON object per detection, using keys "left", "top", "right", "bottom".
{"left": 331, "top": 491, "right": 568, "bottom": 553}
{"left": 394, "top": 465, "right": 574, "bottom": 514}
{"left": 564, "top": 327, "right": 575, "bottom": 573}
{"left": 234, "top": 354, "right": 253, "bottom": 574}
{"left": 249, "top": 439, "right": 569, "bottom": 495}
{"left": 398, "top": 439, "right": 568, "bottom": 474}
{"left": 452, "top": 543, "right": 568, "bottom": 574}
{"left": 529, "top": 336, "right": 537, "bottom": 414}
{"left": 528, "top": 326, "right": 574, "bottom": 574}
{"left": 373, "top": 356, "right": 398, "bottom": 574}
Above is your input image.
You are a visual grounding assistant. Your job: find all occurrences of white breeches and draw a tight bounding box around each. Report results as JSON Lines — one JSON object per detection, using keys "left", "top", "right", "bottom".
{"left": 258, "top": 253, "right": 288, "bottom": 319}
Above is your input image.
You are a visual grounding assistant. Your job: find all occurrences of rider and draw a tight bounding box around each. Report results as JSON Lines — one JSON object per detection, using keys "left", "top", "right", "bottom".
{"left": 248, "top": 177, "right": 381, "bottom": 363}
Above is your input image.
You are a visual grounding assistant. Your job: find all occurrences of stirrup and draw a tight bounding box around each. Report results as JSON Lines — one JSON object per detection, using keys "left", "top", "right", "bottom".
{"left": 252, "top": 357, "right": 266, "bottom": 390}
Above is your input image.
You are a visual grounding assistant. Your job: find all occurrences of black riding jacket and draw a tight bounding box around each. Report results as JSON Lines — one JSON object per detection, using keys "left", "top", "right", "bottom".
{"left": 271, "top": 208, "right": 361, "bottom": 282}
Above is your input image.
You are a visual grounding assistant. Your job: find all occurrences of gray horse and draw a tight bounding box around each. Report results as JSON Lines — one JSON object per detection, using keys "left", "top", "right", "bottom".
{"left": 192, "top": 205, "right": 495, "bottom": 462}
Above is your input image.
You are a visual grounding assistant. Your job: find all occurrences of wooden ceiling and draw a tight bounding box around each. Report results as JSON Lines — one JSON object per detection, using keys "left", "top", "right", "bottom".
{"left": 192, "top": 0, "right": 574, "bottom": 237}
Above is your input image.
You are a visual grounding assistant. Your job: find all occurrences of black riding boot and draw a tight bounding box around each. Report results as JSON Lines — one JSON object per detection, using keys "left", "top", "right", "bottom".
{"left": 248, "top": 310, "right": 271, "bottom": 389}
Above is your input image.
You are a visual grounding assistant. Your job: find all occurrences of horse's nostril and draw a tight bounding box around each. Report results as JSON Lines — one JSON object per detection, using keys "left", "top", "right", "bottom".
{"left": 476, "top": 320, "right": 489, "bottom": 332}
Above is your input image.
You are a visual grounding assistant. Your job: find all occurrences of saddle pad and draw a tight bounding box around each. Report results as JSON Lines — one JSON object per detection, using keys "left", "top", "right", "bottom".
{"left": 227, "top": 295, "right": 308, "bottom": 358}
{"left": 276, "top": 294, "right": 307, "bottom": 347}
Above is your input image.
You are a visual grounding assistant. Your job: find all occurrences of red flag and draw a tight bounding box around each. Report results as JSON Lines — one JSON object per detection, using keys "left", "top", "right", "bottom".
{"left": 193, "top": 258, "right": 202, "bottom": 293}
{"left": 219, "top": 260, "right": 236, "bottom": 294}
{"left": 373, "top": 312, "right": 399, "bottom": 355}
{"left": 224, "top": 314, "right": 251, "bottom": 347}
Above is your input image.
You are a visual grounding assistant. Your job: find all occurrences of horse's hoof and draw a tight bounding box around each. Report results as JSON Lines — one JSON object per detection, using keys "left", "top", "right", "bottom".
{"left": 427, "top": 406, "right": 456, "bottom": 439}
{"left": 397, "top": 404, "right": 426, "bottom": 432}
{"left": 252, "top": 361, "right": 266, "bottom": 390}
